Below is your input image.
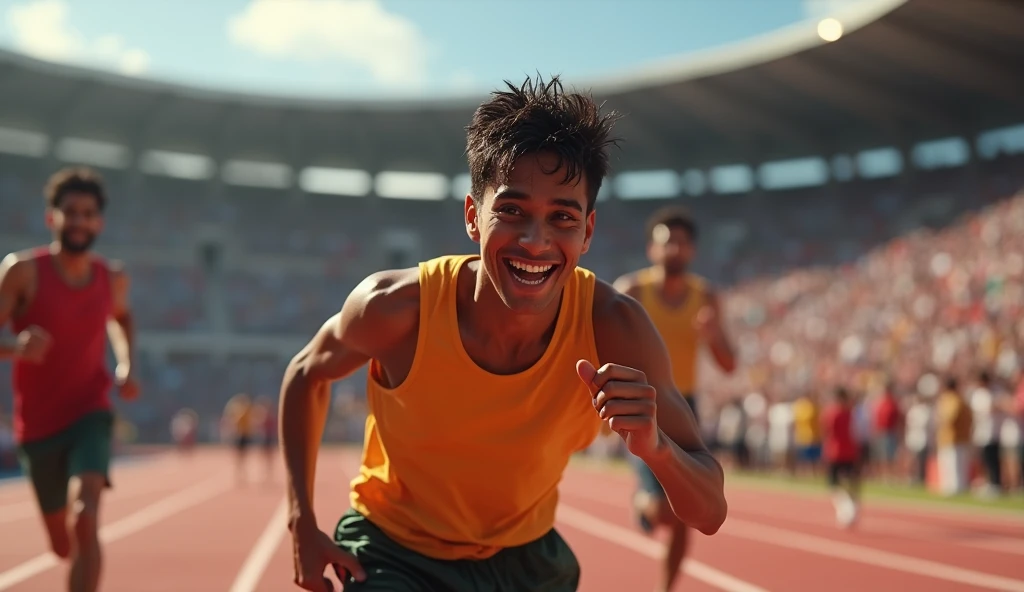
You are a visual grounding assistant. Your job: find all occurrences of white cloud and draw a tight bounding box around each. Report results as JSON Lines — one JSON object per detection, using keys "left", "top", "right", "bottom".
{"left": 227, "top": 0, "right": 429, "bottom": 86}
{"left": 6, "top": 0, "right": 78, "bottom": 60}
{"left": 5, "top": 0, "right": 150, "bottom": 76}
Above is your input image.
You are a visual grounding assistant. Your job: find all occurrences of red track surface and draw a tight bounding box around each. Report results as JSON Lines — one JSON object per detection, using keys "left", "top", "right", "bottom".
{"left": 0, "top": 447, "right": 1022, "bottom": 592}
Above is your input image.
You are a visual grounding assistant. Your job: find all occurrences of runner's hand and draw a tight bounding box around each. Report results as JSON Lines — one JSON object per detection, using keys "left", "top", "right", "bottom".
{"left": 291, "top": 520, "right": 366, "bottom": 591}
{"left": 115, "top": 363, "right": 140, "bottom": 401}
{"left": 16, "top": 326, "right": 51, "bottom": 363}
{"left": 693, "top": 304, "right": 716, "bottom": 339}
{"left": 577, "top": 360, "right": 661, "bottom": 459}
{"left": 693, "top": 291, "right": 723, "bottom": 341}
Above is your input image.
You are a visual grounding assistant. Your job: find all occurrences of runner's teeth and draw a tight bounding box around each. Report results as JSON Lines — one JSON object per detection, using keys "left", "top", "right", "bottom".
{"left": 514, "top": 275, "right": 544, "bottom": 285}
{"left": 508, "top": 260, "right": 554, "bottom": 274}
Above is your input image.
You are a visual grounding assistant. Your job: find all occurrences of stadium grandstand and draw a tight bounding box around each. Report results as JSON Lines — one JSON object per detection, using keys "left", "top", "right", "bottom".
{"left": 1, "top": 0, "right": 1022, "bottom": 452}
{"left": 0, "top": 0, "right": 1019, "bottom": 585}
{"left": 1, "top": 0, "right": 1023, "bottom": 590}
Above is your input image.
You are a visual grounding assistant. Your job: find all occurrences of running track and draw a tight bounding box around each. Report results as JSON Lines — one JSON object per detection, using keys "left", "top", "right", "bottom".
{"left": 0, "top": 448, "right": 1022, "bottom": 592}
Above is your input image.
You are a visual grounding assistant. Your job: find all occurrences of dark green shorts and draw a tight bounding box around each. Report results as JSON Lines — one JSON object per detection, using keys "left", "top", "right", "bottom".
{"left": 16, "top": 410, "right": 114, "bottom": 515}
{"left": 334, "top": 509, "right": 581, "bottom": 592}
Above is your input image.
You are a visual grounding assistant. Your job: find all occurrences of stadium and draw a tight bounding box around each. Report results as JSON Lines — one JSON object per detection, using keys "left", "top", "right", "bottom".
{"left": 0, "top": 0, "right": 1022, "bottom": 590}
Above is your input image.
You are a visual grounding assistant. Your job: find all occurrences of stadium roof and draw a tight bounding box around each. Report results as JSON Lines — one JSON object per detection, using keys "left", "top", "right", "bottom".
{"left": 0, "top": 0, "right": 1021, "bottom": 177}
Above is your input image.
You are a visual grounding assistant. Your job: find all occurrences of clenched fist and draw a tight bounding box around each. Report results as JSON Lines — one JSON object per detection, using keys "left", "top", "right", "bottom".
{"left": 115, "top": 363, "right": 141, "bottom": 401}
{"left": 577, "top": 360, "right": 661, "bottom": 459}
{"left": 16, "top": 326, "right": 51, "bottom": 363}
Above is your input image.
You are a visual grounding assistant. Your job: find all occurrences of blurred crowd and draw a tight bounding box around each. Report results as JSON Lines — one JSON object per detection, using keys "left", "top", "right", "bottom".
{"left": 708, "top": 190, "right": 1024, "bottom": 495}
{"left": 1, "top": 155, "right": 1016, "bottom": 337}
{"left": 589, "top": 192, "right": 1024, "bottom": 496}
{"left": 589, "top": 367, "right": 1024, "bottom": 497}
{"left": 1, "top": 153, "right": 1023, "bottom": 499}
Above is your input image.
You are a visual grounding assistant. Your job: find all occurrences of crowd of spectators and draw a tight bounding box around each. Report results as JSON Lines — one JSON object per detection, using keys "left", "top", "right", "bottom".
{"left": 590, "top": 190, "right": 1024, "bottom": 496}
{"left": 1, "top": 154, "right": 1022, "bottom": 501}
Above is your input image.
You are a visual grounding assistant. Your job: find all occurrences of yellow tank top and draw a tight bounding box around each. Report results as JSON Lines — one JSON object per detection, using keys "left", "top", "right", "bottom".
{"left": 231, "top": 403, "right": 253, "bottom": 436}
{"left": 349, "top": 254, "right": 603, "bottom": 560}
{"left": 791, "top": 397, "right": 821, "bottom": 445}
{"left": 634, "top": 268, "right": 705, "bottom": 394}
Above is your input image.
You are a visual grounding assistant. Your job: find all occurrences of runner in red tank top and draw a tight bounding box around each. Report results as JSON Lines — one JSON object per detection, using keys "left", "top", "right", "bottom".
{"left": 821, "top": 387, "right": 862, "bottom": 530}
{"left": 0, "top": 167, "right": 139, "bottom": 592}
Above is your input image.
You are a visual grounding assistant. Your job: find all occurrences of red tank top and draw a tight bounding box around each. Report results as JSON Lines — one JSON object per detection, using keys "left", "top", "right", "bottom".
{"left": 11, "top": 248, "right": 113, "bottom": 443}
{"left": 822, "top": 404, "right": 859, "bottom": 463}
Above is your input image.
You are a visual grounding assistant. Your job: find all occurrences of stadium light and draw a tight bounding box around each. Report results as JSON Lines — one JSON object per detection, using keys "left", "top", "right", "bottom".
{"left": 222, "top": 159, "right": 292, "bottom": 189}
{"left": 450, "top": 173, "right": 471, "bottom": 200}
{"left": 710, "top": 164, "right": 754, "bottom": 195}
{"left": 300, "top": 166, "right": 372, "bottom": 196}
{"left": 614, "top": 170, "right": 680, "bottom": 200}
{"left": 141, "top": 150, "right": 215, "bottom": 180}
{"left": 57, "top": 137, "right": 130, "bottom": 169}
{"left": 376, "top": 171, "right": 448, "bottom": 200}
{"left": 0, "top": 127, "right": 48, "bottom": 157}
{"left": 817, "top": 18, "right": 844, "bottom": 42}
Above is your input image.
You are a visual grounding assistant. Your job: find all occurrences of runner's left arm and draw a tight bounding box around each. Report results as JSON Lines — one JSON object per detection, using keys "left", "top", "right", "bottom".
{"left": 0, "top": 255, "right": 40, "bottom": 361}
{"left": 594, "top": 284, "right": 727, "bottom": 535}
{"left": 697, "top": 288, "right": 736, "bottom": 374}
{"left": 0, "top": 255, "right": 18, "bottom": 359}
{"left": 107, "top": 263, "right": 135, "bottom": 374}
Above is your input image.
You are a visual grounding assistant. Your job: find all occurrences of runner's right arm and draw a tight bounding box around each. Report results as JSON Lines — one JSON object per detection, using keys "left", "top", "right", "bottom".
{"left": 279, "top": 267, "right": 419, "bottom": 531}
{"left": 0, "top": 255, "right": 16, "bottom": 358}
{"left": 0, "top": 254, "right": 40, "bottom": 360}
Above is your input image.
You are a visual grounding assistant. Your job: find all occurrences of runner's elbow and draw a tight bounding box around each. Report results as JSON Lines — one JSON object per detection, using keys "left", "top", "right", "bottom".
{"left": 694, "top": 497, "right": 728, "bottom": 535}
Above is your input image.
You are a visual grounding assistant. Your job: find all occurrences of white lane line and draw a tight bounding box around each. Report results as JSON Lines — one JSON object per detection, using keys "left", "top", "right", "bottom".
{"left": 723, "top": 517, "right": 1024, "bottom": 592}
{"left": 0, "top": 475, "right": 185, "bottom": 525}
{"left": 0, "top": 475, "right": 231, "bottom": 590}
{"left": 228, "top": 497, "right": 289, "bottom": 592}
{"left": 557, "top": 504, "right": 770, "bottom": 592}
{"left": 562, "top": 482, "right": 1024, "bottom": 589}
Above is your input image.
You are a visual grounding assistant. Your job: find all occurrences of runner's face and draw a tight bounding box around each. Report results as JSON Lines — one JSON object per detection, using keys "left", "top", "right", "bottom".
{"left": 647, "top": 224, "right": 693, "bottom": 276}
{"left": 465, "top": 152, "right": 595, "bottom": 314}
{"left": 47, "top": 192, "right": 103, "bottom": 254}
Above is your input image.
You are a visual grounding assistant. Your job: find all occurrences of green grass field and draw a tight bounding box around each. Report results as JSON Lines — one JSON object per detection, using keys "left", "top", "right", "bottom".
{"left": 725, "top": 470, "right": 1024, "bottom": 513}
{"left": 570, "top": 454, "right": 1024, "bottom": 516}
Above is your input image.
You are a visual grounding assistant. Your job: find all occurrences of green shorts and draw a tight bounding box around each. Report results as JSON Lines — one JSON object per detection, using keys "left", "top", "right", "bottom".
{"left": 16, "top": 410, "right": 115, "bottom": 515}
{"left": 334, "top": 509, "right": 581, "bottom": 592}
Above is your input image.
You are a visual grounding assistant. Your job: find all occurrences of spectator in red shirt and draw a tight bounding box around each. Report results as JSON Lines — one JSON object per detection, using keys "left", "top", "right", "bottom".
{"left": 873, "top": 382, "right": 903, "bottom": 482}
{"left": 822, "top": 387, "right": 861, "bottom": 530}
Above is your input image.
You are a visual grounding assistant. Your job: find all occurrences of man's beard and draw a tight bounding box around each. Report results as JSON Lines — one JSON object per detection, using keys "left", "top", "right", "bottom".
{"left": 662, "top": 260, "right": 687, "bottom": 276}
{"left": 60, "top": 230, "right": 96, "bottom": 254}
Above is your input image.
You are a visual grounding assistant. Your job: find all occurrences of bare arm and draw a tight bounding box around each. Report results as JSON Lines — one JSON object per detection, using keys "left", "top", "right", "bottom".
{"left": 700, "top": 289, "right": 737, "bottom": 374}
{"left": 281, "top": 268, "right": 419, "bottom": 532}
{"left": 0, "top": 255, "right": 26, "bottom": 359}
{"left": 106, "top": 263, "right": 134, "bottom": 371}
{"left": 594, "top": 284, "right": 727, "bottom": 535}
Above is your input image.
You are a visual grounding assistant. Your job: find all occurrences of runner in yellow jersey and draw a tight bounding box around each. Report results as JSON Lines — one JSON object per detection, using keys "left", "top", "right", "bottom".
{"left": 279, "top": 76, "right": 728, "bottom": 592}
{"left": 614, "top": 206, "right": 736, "bottom": 592}
{"left": 223, "top": 393, "right": 255, "bottom": 484}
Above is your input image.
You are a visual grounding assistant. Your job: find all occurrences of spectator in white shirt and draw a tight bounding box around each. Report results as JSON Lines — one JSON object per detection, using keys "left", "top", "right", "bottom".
{"left": 970, "top": 371, "right": 1004, "bottom": 494}
{"left": 904, "top": 393, "right": 934, "bottom": 487}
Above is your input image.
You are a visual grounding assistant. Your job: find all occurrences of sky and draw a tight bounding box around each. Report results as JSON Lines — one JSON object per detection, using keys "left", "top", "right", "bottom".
{"left": 0, "top": 0, "right": 866, "bottom": 100}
